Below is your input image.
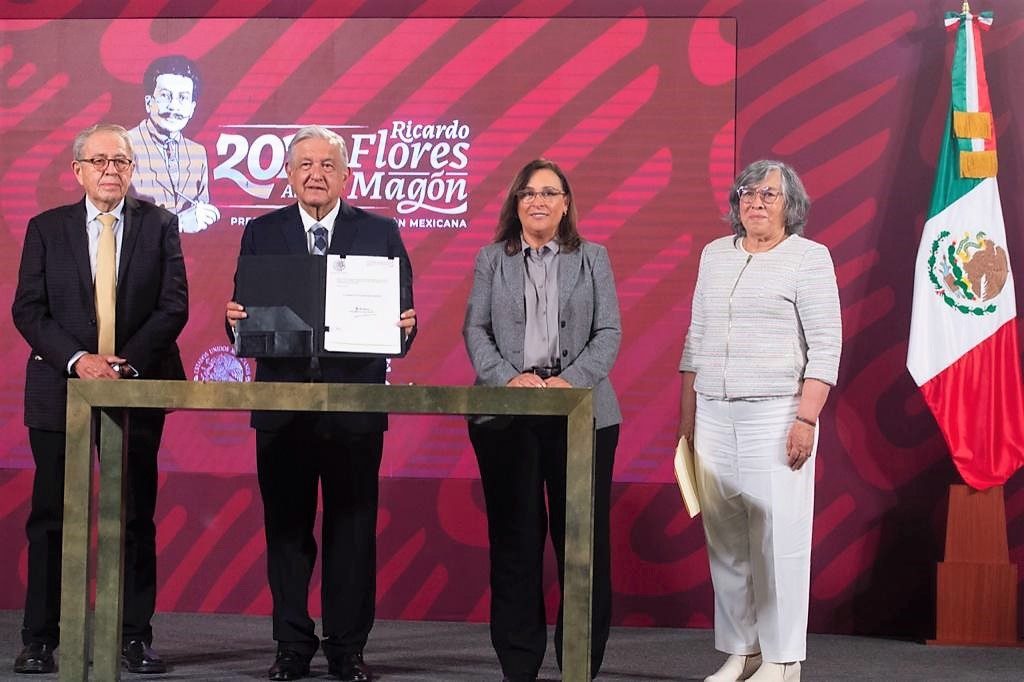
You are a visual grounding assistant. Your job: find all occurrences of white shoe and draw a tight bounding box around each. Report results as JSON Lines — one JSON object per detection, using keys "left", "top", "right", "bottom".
{"left": 704, "top": 653, "right": 763, "bottom": 682}
{"left": 746, "top": 661, "right": 800, "bottom": 682}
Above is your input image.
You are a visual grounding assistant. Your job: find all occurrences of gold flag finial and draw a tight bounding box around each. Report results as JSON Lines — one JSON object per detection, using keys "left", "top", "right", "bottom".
{"left": 962, "top": 1, "right": 970, "bottom": 13}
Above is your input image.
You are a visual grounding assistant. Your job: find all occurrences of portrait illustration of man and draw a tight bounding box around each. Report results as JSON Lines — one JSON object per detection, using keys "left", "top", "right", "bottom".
{"left": 128, "top": 55, "right": 220, "bottom": 234}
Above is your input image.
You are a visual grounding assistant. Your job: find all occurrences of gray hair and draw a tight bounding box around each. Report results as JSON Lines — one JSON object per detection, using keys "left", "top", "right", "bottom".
{"left": 726, "top": 159, "right": 810, "bottom": 236}
{"left": 286, "top": 125, "right": 349, "bottom": 166}
{"left": 72, "top": 124, "right": 133, "bottom": 160}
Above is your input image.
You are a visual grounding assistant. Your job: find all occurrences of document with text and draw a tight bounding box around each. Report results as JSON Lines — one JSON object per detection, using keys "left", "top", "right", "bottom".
{"left": 323, "top": 255, "right": 401, "bottom": 354}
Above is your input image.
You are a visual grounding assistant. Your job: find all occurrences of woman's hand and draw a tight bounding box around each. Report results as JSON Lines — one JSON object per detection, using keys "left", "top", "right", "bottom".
{"left": 679, "top": 415, "right": 695, "bottom": 447}
{"left": 679, "top": 372, "right": 696, "bottom": 446}
{"left": 506, "top": 373, "right": 547, "bottom": 388}
{"left": 786, "top": 420, "right": 815, "bottom": 470}
{"left": 787, "top": 378, "right": 829, "bottom": 470}
{"left": 544, "top": 376, "right": 572, "bottom": 389}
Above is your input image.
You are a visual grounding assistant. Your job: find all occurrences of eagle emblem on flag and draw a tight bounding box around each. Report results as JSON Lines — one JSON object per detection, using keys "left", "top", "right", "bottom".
{"left": 927, "top": 229, "right": 1008, "bottom": 315}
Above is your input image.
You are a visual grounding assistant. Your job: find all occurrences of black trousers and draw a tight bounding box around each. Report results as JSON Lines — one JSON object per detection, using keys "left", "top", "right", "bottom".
{"left": 255, "top": 417, "right": 383, "bottom": 660}
{"left": 469, "top": 417, "right": 618, "bottom": 680}
{"left": 23, "top": 410, "right": 164, "bottom": 647}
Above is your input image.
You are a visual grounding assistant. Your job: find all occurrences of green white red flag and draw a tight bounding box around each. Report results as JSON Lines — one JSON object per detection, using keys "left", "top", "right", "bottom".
{"left": 906, "top": 7, "right": 1024, "bottom": 490}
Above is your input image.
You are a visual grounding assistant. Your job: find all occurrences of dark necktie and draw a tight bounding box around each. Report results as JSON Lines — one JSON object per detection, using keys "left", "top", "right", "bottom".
{"left": 163, "top": 138, "right": 180, "bottom": 188}
{"left": 312, "top": 224, "right": 328, "bottom": 255}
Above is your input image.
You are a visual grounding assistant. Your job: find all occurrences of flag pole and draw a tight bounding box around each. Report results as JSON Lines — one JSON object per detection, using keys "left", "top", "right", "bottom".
{"left": 918, "top": 3, "right": 1022, "bottom": 647}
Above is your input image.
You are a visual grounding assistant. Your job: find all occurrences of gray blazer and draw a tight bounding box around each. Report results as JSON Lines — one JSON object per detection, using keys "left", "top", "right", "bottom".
{"left": 464, "top": 239, "right": 622, "bottom": 428}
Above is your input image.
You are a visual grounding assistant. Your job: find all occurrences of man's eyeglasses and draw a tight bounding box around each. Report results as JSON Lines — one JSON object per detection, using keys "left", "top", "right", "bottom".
{"left": 737, "top": 186, "right": 782, "bottom": 205}
{"left": 152, "top": 90, "right": 194, "bottom": 106}
{"left": 516, "top": 189, "right": 566, "bottom": 203}
{"left": 77, "top": 157, "right": 133, "bottom": 172}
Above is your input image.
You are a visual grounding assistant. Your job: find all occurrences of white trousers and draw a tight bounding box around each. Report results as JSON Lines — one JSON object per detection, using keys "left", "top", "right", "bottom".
{"left": 695, "top": 394, "right": 816, "bottom": 663}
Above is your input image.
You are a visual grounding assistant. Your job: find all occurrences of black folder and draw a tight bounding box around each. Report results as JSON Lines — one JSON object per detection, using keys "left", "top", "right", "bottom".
{"left": 233, "top": 254, "right": 405, "bottom": 358}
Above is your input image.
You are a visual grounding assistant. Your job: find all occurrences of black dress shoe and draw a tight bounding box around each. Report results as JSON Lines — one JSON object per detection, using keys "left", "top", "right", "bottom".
{"left": 268, "top": 649, "right": 310, "bottom": 681}
{"left": 13, "top": 642, "right": 56, "bottom": 674}
{"left": 122, "top": 639, "right": 167, "bottom": 674}
{"left": 327, "top": 651, "right": 371, "bottom": 681}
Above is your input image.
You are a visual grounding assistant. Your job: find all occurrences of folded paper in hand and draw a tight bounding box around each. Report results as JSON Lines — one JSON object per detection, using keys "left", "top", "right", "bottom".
{"left": 674, "top": 437, "right": 700, "bottom": 518}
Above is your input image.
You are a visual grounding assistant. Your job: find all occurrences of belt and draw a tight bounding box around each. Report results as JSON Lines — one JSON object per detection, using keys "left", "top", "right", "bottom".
{"left": 526, "top": 366, "right": 561, "bottom": 379}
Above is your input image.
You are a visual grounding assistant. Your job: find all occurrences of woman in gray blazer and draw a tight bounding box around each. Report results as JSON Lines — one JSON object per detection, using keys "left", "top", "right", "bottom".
{"left": 464, "top": 159, "right": 622, "bottom": 682}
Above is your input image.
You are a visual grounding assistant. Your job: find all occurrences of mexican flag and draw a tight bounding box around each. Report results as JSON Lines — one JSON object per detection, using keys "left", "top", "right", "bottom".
{"left": 907, "top": 8, "right": 1024, "bottom": 490}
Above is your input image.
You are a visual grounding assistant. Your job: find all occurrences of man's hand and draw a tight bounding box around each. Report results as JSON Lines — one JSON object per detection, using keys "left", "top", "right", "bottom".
{"left": 226, "top": 300, "right": 246, "bottom": 329}
{"left": 73, "top": 354, "right": 124, "bottom": 379}
{"left": 179, "top": 203, "right": 221, "bottom": 234}
{"left": 544, "top": 376, "right": 572, "bottom": 388}
{"left": 398, "top": 308, "right": 416, "bottom": 338}
{"left": 193, "top": 202, "right": 220, "bottom": 230}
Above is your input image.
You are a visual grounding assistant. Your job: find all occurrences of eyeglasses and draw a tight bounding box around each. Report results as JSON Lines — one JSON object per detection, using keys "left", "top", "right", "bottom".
{"left": 516, "top": 189, "right": 566, "bottom": 203}
{"left": 77, "top": 157, "right": 133, "bottom": 172}
{"left": 737, "top": 186, "right": 782, "bottom": 205}
{"left": 152, "top": 90, "right": 194, "bottom": 106}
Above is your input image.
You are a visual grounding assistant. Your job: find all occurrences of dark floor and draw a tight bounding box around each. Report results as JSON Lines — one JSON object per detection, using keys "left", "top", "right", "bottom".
{"left": 2, "top": 610, "right": 1023, "bottom": 680}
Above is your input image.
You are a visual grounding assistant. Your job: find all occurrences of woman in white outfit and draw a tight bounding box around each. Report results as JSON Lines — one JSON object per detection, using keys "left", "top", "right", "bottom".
{"left": 678, "top": 160, "right": 841, "bottom": 682}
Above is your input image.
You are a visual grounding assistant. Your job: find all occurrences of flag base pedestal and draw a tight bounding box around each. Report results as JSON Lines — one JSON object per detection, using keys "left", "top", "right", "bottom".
{"left": 928, "top": 484, "right": 1020, "bottom": 646}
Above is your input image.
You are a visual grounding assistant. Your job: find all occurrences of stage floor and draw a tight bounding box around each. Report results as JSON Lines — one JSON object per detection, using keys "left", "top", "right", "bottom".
{"left": 1, "top": 611, "right": 1022, "bottom": 680}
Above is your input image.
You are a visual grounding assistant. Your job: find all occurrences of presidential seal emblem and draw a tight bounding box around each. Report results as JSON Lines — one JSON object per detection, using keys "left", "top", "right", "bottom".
{"left": 927, "top": 230, "right": 1008, "bottom": 315}
{"left": 192, "top": 344, "right": 253, "bottom": 382}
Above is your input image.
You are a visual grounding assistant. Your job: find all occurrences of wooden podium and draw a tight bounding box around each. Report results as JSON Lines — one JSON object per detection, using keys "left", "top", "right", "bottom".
{"left": 930, "top": 484, "right": 1020, "bottom": 646}
{"left": 59, "top": 381, "right": 598, "bottom": 681}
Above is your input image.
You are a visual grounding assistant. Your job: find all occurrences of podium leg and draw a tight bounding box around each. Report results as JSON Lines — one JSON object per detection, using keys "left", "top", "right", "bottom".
{"left": 58, "top": 394, "right": 93, "bottom": 682}
{"left": 562, "top": 402, "right": 595, "bottom": 681}
{"left": 93, "top": 409, "right": 127, "bottom": 680}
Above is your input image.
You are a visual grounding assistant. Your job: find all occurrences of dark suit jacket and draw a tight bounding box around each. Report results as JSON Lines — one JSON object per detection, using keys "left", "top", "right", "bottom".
{"left": 12, "top": 196, "right": 189, "bottom": 431}
{"left": 231, "top": 202, "right": 415, "bottom": 433}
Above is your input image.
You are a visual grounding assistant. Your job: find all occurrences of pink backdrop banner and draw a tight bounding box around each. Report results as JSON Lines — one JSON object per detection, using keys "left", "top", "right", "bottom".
{"left": 3, "top": 1, "right": 1023, "bottom": 638}
{"left": 0, "top": 17, "right": 736, "bottom": 480}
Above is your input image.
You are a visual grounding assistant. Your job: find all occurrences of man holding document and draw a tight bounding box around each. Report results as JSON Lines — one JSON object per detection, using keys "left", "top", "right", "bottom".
{"left": 226, "top": 126, "right": 415, "bottom": 682}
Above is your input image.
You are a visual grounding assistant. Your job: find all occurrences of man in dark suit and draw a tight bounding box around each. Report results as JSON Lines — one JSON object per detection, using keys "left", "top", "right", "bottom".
{"left": 11, "top": 123, "right": 188, "bottom": 675}
{"left": 226, "top": 126, "right": 416, "bottom": 682}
